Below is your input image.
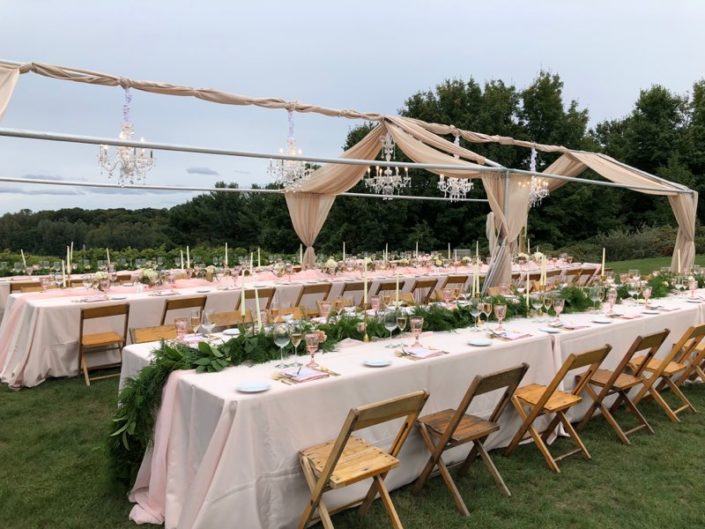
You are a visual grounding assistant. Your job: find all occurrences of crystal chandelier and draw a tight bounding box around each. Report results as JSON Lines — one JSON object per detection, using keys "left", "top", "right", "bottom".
{"left": 98, "top": 88, "right": 154, "bottom": 186}
{"left": 528, "top": 146, "right": 549, "bottom": 207}
{"left": 364, "top": 133, "right": 410, "bottom": 199}
{"left": 267, "top": 110, "right": 313, "bottom": 189}
{"left": 437, "top": 174, "right": 473, "bottom": 201}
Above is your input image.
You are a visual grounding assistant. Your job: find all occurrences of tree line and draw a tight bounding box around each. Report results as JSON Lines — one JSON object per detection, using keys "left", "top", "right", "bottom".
{"left": 1, "top": 71, "right": 703, "bottom": 259}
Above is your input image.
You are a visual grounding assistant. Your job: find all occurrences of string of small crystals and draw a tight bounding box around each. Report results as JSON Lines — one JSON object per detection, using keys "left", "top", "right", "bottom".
{"left": 437, "top": 133, "right": 473, "bottom": 201}
{"left": 98, "top": 88, "right": 154, "bottom": 186}
{"left": 267, "top": 110, "right": 313, "bottom": 189}
{"left": 364, "top": 132, "right": 410, "bottom": 199}
{"left": 528, "top": 146, "right": 549, "bottom": 207}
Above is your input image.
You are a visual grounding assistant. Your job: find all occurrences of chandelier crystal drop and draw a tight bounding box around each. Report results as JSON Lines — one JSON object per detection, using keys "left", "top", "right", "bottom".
{"left": 363, "top": 133, "right": 411, "bottom": 199}
{"left": 528, "top": 146, "right": 550, "bottom": 207}
{"left": 98, "top": 88, "right": 154, "bottom": 186}
{"left": 437, "top": 173, "right": 473, "bottom": 201}
{"left": 267, "top": 110, "right": 313, "bottom": 190}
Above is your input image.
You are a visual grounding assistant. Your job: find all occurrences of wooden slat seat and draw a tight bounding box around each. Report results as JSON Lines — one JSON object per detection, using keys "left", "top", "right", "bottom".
{"left": 81, "top": 331, "right": 123, "bottom": 348}
{"left": 515, "top": 384, "right": 582, "bottom": 413}
{"left": 302, "top": 436, "right": 399, "bottom": 488}
{"left": 589, "top": 368, "right": 641, "bottom": 390}
{"left": 419, "top": 409, "right": 499, "bottom": 445}
{"left": 629, "top": 356, "right": 686, "bottom": 376}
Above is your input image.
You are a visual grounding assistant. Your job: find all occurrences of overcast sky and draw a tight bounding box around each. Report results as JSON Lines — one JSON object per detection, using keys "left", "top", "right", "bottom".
{"left": 0, "top": 0, "right": 703, "bottom": 213}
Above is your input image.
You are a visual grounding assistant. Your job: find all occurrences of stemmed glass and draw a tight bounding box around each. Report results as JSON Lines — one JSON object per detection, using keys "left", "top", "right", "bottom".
{"left": 493, "top": 304, "right": 507, "bottom": 332}
{"left": 606, "top": 288, "right": 617, "bottom": 314}
{"left": 481, "top": 299, "right": 493, "bottom": 328}
{"left": 82, "top": 274, "right": 93, "bottom": 292}
{"left": 552, "top": 297, "right": 565, "bottom": 323}
{"left": 288, "top": 323, "right": 304, "bottom": 367}
{"left": 396, "top": 312, "right": 408, "bottom": 337}
{"left": 590, "top": 286, "right": 604, "bottom": 312}
{"left": 468, "top": 297, "right": 481, "bottom": 331}
{"left": 200, "top": 310, "right": 215, "bottom": 336}
{"left": 675, "top": 276, "right": 687, "bottom": 297}
{"left": 190, "top": 309, "right": 201, "bottom": 334}
{"left": 688, "top": 278, "right": 698, "bottom": 298}
{"left": 642, "top": 286, "right": 652, "bottom": 308}
{"left": 384, "top": 310, "right": 398, "bottom": 343}
{"left": 531, "top": 294, "right": 543, "bottom": 319}
{"left": 410, "top": 317, "right": 424, "bottom": 347}
{"left": 305, "top": 332, "right": 320, "bottom": 368}
{"left": 273, "top": 324, "right": 290, "bottom": 369}
{"left": 542, "top": 294, "right": 553, "bottom": 321}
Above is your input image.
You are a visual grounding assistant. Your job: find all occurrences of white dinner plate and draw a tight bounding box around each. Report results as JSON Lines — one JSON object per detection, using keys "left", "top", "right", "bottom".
{"left": 196, "top": 289, "right": 211, "bottom": 293}
{"left": 110, "top": 295, "right": 127, "bottom": 300}
{"left": 687, "top": 299, "right": 702, "bottom": 303}
{"left": 591, "top": 318, "right": 613, "bottom": 324}
{"left": 468, "top": 338, "right": 492, "bottom": 347}
{"left": 539, "top": 327, "right": 561, "bottom": 334}
{"left": 222, "top": 328, "right": 240, "bottom": 336}
{"left": 642, "top": 309, "right": 660, "bottom": 315}
{"left": 364, "top": 358, "right": 392, "bottom": 368}
{"left": 236, "top": 381, "right": 271, "bottom": 393}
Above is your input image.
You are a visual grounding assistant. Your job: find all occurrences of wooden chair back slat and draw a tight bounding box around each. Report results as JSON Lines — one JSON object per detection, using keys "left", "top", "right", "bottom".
{"left": 10, "top": 281, "right": 41, "bottom": 293}
{"left": 295, "top": 283, "right": 332, "bottom": 309}
{"left": 353, "top": 391, "right": 430, "bottom": 432}
{"left": 81, "top": 303, "right": 129, "bottom": 320}
{"left": 243, "top": 287, "right": 276, "bottom": 310}
{"left": 374, "top": 281, "right": 399, "bottom": 296}
{"left": 210, "top": 310, "right": 252, "bottom": 327}
{"left": 271, "top": 307, "right": 305, "bottom": 321}
{"left": 160, "top": 296, "right": 207, "bottom": 325}
{"left": 130, "top": 324, "right": 177, "bottom": 344}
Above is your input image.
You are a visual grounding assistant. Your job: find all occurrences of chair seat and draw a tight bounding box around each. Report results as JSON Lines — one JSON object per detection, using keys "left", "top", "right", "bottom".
{"left": 589, "top": 368, "right": 642, "bottom": 390}
{"left": 515, "top": 383, "right": 581, "bottom": 412}
{"left": 629, "top": 356, "right": 686, "bottom": 376}
{"left": 300, "top": 436, "right": 398, "bottom": 489}
{"left": 419, "top": 408, "right": 499, "bottom": 444}
{"left": 81, "top": 331, "right": 123, "bottom": 348}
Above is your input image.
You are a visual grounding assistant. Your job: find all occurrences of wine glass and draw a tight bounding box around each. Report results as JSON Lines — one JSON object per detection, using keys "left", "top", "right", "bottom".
{"left": 174, "top": 318, "right": 188, "bottom": 340}
{"left": 552, "top": 297, "right": 565, "bottom": 323}
{"left": 305, "top": 332, "right": 320, "bottom": 368}
{"left": 481, "top": 299, "right": 493, "bottom": 327}
{"left": 288, "top": 324, "right": 304, "bottom": 367}
{"left": 442, "top": 288, "right": 453, "bottom": 304}
{"left": 319, "top": 301, "right": 333, "bottom": 320}
{"left": 370, "top": 296, "right": 380, "bottom": 312}
{"left": 383, "top": 310, "right": 398, "bottom": 341}
{"left": 190, "top": 309, "right": 201, "bottom": 333}
{"left": 642, "top": 285, "right": 652, "bottom": 308}
{"left": 396, "top": 312, "right": 408, "bottom": 336}
{"left": 494, "top": 303, "right": 507, "bottom": 332}
{"left": 531, "top": 294, "right": 543, "bottom": 319}
{"left": 273, "top": 324, "right": 290, "bottom": 369}
{"left": 82, "top": 274, "right": 93, "bottom": 291}
{"left": 688, "top": 278, "right": 698, "bottom": 298}
{"left": 606, "top": 288, "right": 617, "bottom": 314}
{"left": 410, "top": 317, "right": 424, "bottom": 348}
{"left": 200, "top": 310, "right": 215, "bottom": 336}
{"left": 469, "top": 297, "right": 481, "bottom": 332}
{"left": 542, "top": 294, "right": 553, "bottom": 320}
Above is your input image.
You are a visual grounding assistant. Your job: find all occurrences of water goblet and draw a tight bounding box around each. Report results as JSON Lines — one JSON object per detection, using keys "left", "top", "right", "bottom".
{"left": 82, "top": 274, "right": 93, "bottom": 291}
{"left": 531, "top": 294, "right": 543, "bottom": 319}
{"left": 410, "top": 317, "right": 424, "bottom": 347}
{"left": 383, "top": 310, "right": 398, "bottom": 341}
{"left": 606, "top": 288, "right": 617, "bottom": 314}
{"left": 305, "top": 332, "right": 320, "bottom": 368}
{"left": 319, "top": 301, "right": 333, "bottom": 320}
{"left": 553, "top": 297, "right": 565, "bottom": 322}
{"left": 494, "top": 303, "right": 507, "bottom": 332}
{"left": 174, "top": 318, "right": 188, "bottom": 341}
{"left": 642, "top": 286, "right": 652, "bottom": 308}
{"left": 200, "top": 310, "right": 215, "bottom": 336}
{"left": 190, "top": 309, "right": 201, "bottom": 333}
{"left": 469, "top": 297, "right": 482, "bottom": 331}
{"left": 442, "top": 288, "right": 453, "bottom": 304}
{"left": 688, "top": 278, "right": 698, "bottom": 298}
{"left": 273, "top": 323, "right": 290, "bottom": 369}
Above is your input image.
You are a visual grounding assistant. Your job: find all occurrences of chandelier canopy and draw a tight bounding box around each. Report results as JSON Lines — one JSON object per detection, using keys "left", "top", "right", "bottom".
{"left": 363, "top": 132, "right": 410, "bottom": 199}
{"left": 267, "top": 110, "right": 313, "bottom": 190}
{"left": 98, "top": 88, "right": 154, "bottom": 186}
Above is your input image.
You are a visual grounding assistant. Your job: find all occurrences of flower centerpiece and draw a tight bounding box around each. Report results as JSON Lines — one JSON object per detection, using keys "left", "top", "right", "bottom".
{"left": 139, "top": 268, "right": 159, "bottom": 286}
{"left": 205, "top": 265, "right": 216, "bottom": 281}
{"left": 532, "top": 251, "right": 544, "bottom": 263}
{"left": 94, "top": 270, "right": 110, "bottom": 291}
{"left": 273, "top": 261, "right": 287, "bottom": 278}
{"left": 516, "top": 252, "right": 530, "bottom": 264}
{"left": 323, "top": 258, "right": 338, "bottom": 275}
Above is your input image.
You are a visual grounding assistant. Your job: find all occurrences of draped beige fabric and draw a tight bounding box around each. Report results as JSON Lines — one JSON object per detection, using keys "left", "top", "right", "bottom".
{"left": 284, "top": 193, "right": 335, "bottom": 268}
{"left": 486, "top": 212, "right": 498, "bottom": 256}
{"left": 542, "top": 152, "right": 695, "bottom": 272}
{"left": 0, "top": 64, "right": 19, "bottom": 120}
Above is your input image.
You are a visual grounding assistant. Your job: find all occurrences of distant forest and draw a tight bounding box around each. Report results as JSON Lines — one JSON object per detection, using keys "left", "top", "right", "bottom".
{"left": 1, "top": 71, "right": 703, "bottom": 257}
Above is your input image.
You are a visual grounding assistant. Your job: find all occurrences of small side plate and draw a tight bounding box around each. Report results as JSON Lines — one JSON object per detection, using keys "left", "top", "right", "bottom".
{"left": 468, "top": 338, "right": 492, "bottom": 347}
{"left": 364, "top": 358, "right": 392, "bottom": 368}
{"left": 592, "top": 318, "right": 613, "bottom": 324}
{"left": 223, "top": 328, "right": 240, "bottom": 337}
{"left": 110, "top": 295, "right": 127, "bottom": 300}
{"left": 539, "top": 327, "right": 561, "bottom": 334}
{"left": 236, "top": 381, "right": 271, "bottom": 393}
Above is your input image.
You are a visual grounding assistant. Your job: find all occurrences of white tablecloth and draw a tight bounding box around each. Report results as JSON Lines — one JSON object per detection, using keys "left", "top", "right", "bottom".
{"left": 120, "top": 295, "right": 703, "bottom": 529}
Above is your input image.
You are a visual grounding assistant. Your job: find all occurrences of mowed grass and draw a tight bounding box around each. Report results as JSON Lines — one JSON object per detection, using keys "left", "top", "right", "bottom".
{"left": 607, "top": 255, "right": 705, "bottom": 275}
{"left": 1, "top": 377, "right": 705, "bottom": 529}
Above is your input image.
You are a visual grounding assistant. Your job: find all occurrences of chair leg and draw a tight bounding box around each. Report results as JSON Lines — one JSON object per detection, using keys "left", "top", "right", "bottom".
{"left": 621, "top": 393, "right": 655, "bottom": 435}
{"left": 412, "top": 423, "right": 440, "bottom": 496}
{"left": 646, "top": 383, "right": 681, "bottom": 422}
{"left": 663, "top": 376, "right": 696, "bottom": 414}
{"left": 476, "top": 442, "right": 511, "bottom": 497}
{"left": 298, "top": 458, "right": 333, "bottom": 529}
{"left": 80, "top": 352, "right": 90, "bottom": 387}
{"left": 374, "top": 475, "right": 404, "bottom": 529}
{"left": 505, "top": 397, "right": 532, "bottom": 456}
{"left": 597, "top": 403, "right": 630, "bottom": 445}
{"left": 558, "top": 412, "right": 591, "bottom": 461}
{"left": 507, "top": 399, "right": 560, "bottom": 473}
{"left": 457, "top": 439, "right": 482, "bottom": 477}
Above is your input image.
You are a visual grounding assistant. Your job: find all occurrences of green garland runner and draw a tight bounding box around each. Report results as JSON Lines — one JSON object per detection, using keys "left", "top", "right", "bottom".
{"left": 108, "top": 282, "right": 675, "bottom": 488}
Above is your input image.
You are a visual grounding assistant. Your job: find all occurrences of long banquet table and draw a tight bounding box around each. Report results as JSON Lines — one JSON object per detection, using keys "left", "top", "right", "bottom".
{"left": 0, "top": 263, "right": 595, "bottom": 388}
{"left": 119, "top": 294, "right": 704, "bottom": 529}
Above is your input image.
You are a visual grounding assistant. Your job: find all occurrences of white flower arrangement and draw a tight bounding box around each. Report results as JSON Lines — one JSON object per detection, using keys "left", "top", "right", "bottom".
{"left": 517, "top": 252, "right": 530, "bottom": 261}
{"left": 399, "top": 258, "right": 410, "bottom": 265}
{"left": 140, "top": 268, "right": 159, "bottom": 285}
{"left": 461, "top": 256, "right": 472, "bottom": 264}
{"left": 94, "top": 271, "right": 109, "bottom": 281}
{"left": 532, "top": 251, "right": 544, "bottom": 261}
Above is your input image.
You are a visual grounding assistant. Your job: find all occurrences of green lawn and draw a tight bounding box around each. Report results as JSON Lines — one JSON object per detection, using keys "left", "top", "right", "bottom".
{"left": 1, "top": 377, "right": 705, "bottom": 529}
{"left": 607, "top": 255, "right": 705, "bottom": 275}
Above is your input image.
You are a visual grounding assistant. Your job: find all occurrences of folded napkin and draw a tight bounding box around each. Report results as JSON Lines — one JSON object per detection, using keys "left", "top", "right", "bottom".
{"left": 148, "top": 290, "right": 179, "bottom": 297}
{"left": 281, "top": 367, "right": 329, "bottom": 383}
{"left": 179, "top": 334, "right": 208, "bottom": 345}
{"left": 403, "top": 346, "right": 446, "bottom": 359}
{"left": 80, "top": 295, "right": 109, "bottom": 303}
{"left": 498, "top": 331, "right": 532, "bottom": 341}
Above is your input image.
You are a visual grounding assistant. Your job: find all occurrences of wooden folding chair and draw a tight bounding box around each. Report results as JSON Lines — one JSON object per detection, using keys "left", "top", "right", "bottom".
{"left": 79, "top": 303, "right": 130, "bottom": 386}
{"left": 242, "top": 287, "right": 276, "bottom": 311}
{"left": 506, "top": 345, "right": 611, "bottom": 472}
{"left": 373, "top": 280, "right": 400, "bottom": 297}
{"left": 629, "top": 324, "right": 705, "bottom": 422}
{"left": 576, "top": 329, "right": 670, "bottom": 444}
{"left": 297, "top": 390, "right": 430, "bottom": 529}
{"left": 342, "top": 281, "right": 366, "bottom": 307}
{"left": 578, "top": 267, "right": 598, "bottom": 286}
{"left": 10, "top": 280, "right": 41, "bottom": 293}
{"left": 270, "top": 306, "right": 304, "bottom": 322}
{"left": 129, "top": 324, "right": 177, "bottom": 344}
{"left": 160, "top": 296, "right": 207, "bottom": 325}
{"left": 441, "top": 274, "right": 469, "bottom": 291}
{"left": 295, "top": 284, "right": 331, "bottom": 316}
{"left": 210, "top": 310, "right": 252, "bottom": 328}
{"left": 409, "top": 278, "right": 438, "bottom": 305}
{"left": 413, "top": 364, "right": 529, "bottom": 516}
{"left": 562, "top": 268, "right": 581, "bottom": 286}
{"left": 545, "top": 269, "right": 562, "bottom": 288}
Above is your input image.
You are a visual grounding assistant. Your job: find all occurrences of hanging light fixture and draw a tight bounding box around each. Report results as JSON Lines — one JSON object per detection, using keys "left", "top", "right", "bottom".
{"left": 267, "top": 109, "right": 313, "bottom": 189}
{"left": 363, "top": 132, "right": 410, "bottom": 199}
{"left": 98, "top": 88, "right": 155, "bottom": 186}
{"left": 528, "top": 146, "right": 549, "bottom": 207}
{"left": 436, "top": 133, "right": 473, "bottom": 201}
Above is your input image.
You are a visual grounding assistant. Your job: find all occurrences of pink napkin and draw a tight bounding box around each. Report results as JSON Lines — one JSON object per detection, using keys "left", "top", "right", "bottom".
{"left": 404, "top": 346, "right": 446, "bottom": 359}
{"left": 281, "top": 367, "right": 329, "bottom": 383}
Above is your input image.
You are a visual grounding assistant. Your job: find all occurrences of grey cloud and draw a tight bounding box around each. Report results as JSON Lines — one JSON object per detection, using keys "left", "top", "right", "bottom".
{"left": 186, "top": 167, "right": 219, "bottom": 176}
{"left": 22, "top": 174, "right": 87, "bottom": 182}
{"left": 0, "top": 186, "right": 82, "bottom": 195}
